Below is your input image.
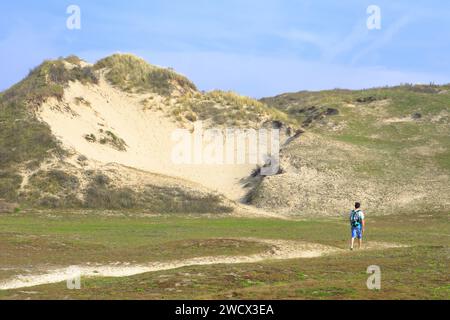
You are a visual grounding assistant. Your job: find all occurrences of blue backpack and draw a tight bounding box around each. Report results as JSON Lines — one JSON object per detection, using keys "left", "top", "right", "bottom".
{"left": 350, "top": 210, "right": 362, "bottom": 227}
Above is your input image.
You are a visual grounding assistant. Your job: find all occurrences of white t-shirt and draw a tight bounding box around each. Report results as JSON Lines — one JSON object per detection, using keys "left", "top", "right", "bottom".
{"left": 358, "top": 210, "right": 365, "bottom": 220}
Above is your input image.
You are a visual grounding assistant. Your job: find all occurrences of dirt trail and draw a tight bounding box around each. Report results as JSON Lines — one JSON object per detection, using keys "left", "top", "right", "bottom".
{"left": 0, "top": 239, "right": 406, "bottom": 291}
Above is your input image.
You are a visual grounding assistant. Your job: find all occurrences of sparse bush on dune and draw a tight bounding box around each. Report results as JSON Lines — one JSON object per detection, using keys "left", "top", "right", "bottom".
{"left": 104, "top": 130, "right": 127, "bottom": 151}
{"left": 74, "top": 96, "right": 91, "bottom": 106}
{"left": 147, "top": 68, "right": 197, "bottom": 95}
{"left": 205, "top": 90, "right": 265, "bottom": 111}
{"left": 64, "top": 55, "right": 83, "bottom": 66}
{"left": 47, "top": 60, "right": 98, "bottom": 86}
{"left": 84, "top": 130, "right": 127, "bottom": 151}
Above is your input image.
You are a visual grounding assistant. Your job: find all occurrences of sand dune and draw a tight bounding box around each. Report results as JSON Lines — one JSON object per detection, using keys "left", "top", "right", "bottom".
{"left": 38, "top": 76, "right": 255, "bottom": 201}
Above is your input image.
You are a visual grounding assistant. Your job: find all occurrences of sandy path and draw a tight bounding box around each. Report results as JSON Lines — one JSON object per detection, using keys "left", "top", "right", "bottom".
{"left": 0, "top": 239, "right": 405, "bottom": 290}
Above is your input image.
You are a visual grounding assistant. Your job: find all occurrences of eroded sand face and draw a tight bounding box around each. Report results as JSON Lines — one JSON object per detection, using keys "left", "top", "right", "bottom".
{"left": 38, "top": 78, "right": 255, "bottom": 201}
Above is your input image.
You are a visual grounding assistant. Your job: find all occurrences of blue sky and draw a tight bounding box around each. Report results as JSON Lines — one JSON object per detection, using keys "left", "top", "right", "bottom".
{"left": 1, "top": 0, "right": 450, "bottom": 97}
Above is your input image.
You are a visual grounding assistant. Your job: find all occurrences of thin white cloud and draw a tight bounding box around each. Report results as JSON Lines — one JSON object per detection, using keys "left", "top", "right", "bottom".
{"left": 322, "top": 20, "right": 369, "bottom": 63}
{"left": 277, "top": 29, "right": 330, "bottom": 51}
{"left": 351, "top": 15, "right": 412, "bottom": 64}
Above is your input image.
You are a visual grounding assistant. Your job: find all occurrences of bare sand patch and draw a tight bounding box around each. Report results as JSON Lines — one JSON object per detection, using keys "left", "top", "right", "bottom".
{"left": 383, "top": 117, "right": 414, "bottom": 124}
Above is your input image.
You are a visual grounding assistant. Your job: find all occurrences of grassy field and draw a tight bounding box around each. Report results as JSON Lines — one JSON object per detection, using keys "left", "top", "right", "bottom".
{"left": 0, "top": 210, "right": 448, "bottom": 300}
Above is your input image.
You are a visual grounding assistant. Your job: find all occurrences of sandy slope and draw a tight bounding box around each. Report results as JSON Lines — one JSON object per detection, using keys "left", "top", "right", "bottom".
{"left": 0, "top": 239, "right": 405, "bottom": 290}
{"left": 37, "top": 77, "right": 255, "bottom": 201}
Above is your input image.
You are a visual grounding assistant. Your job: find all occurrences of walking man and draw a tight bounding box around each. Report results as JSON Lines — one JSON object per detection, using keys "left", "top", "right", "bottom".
{"left": 350, "top": 202, "right": 365, "bottom": 250}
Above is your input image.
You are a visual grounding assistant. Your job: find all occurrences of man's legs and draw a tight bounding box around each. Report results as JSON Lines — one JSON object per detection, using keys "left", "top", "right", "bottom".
{"left": 350, "top": 228, "right": 356, "bottom": 250}
{"left": 358, "top": 227, "right": 363, "bottom": 249}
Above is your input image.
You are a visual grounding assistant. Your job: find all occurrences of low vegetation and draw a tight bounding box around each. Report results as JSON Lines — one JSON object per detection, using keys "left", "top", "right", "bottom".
{"left": 84, "top": 130, "right": 128, "bottom": 151}
{"left": 0, "top": 211, "right": 447, "bottom": 299}
{"left": 0, "top": 170, "right": 22, "bottom": 201}
{"left": 100, "top": 130, "right": 127, "bottom": 151}
{"left": 83, "top": 172, "right": 233, "bottom": 213}
{"left": 16, "top": 167, "right": 233, "bottom": 213}
{"left": 23, "top": 170, "right": 82, "bottom": 208}
{"left": 173, "top": 90, "right": 293, "bottom": 127}
{"left": 94, "top": 54, "right": 197, "bottom": 95}
{"left": 74, "top": 96, "right": 91, "bottom": 107}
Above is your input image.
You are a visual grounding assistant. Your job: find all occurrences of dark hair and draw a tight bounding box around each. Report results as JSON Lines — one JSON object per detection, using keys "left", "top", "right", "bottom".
{"left": 355, "top": 202, "right": 361, "bottom": 209}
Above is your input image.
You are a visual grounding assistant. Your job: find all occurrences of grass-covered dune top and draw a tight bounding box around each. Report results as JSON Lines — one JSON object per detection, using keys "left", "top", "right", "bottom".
{"left": 253, "top": 84, "right": 450, "bottom": 215}
{"left": 93, "top": 54, "right": 197, "bottom": 96}
{"left": 95, "top": 54, "right": 293, "bottom": 128}
{"left": 3, "top": 56, "right": 98, "bottom": 106}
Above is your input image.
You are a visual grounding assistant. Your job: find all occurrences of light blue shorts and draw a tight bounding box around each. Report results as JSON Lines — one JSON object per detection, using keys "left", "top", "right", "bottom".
{"left": 351, "top": 226, "right": 363, "bottom": 239}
